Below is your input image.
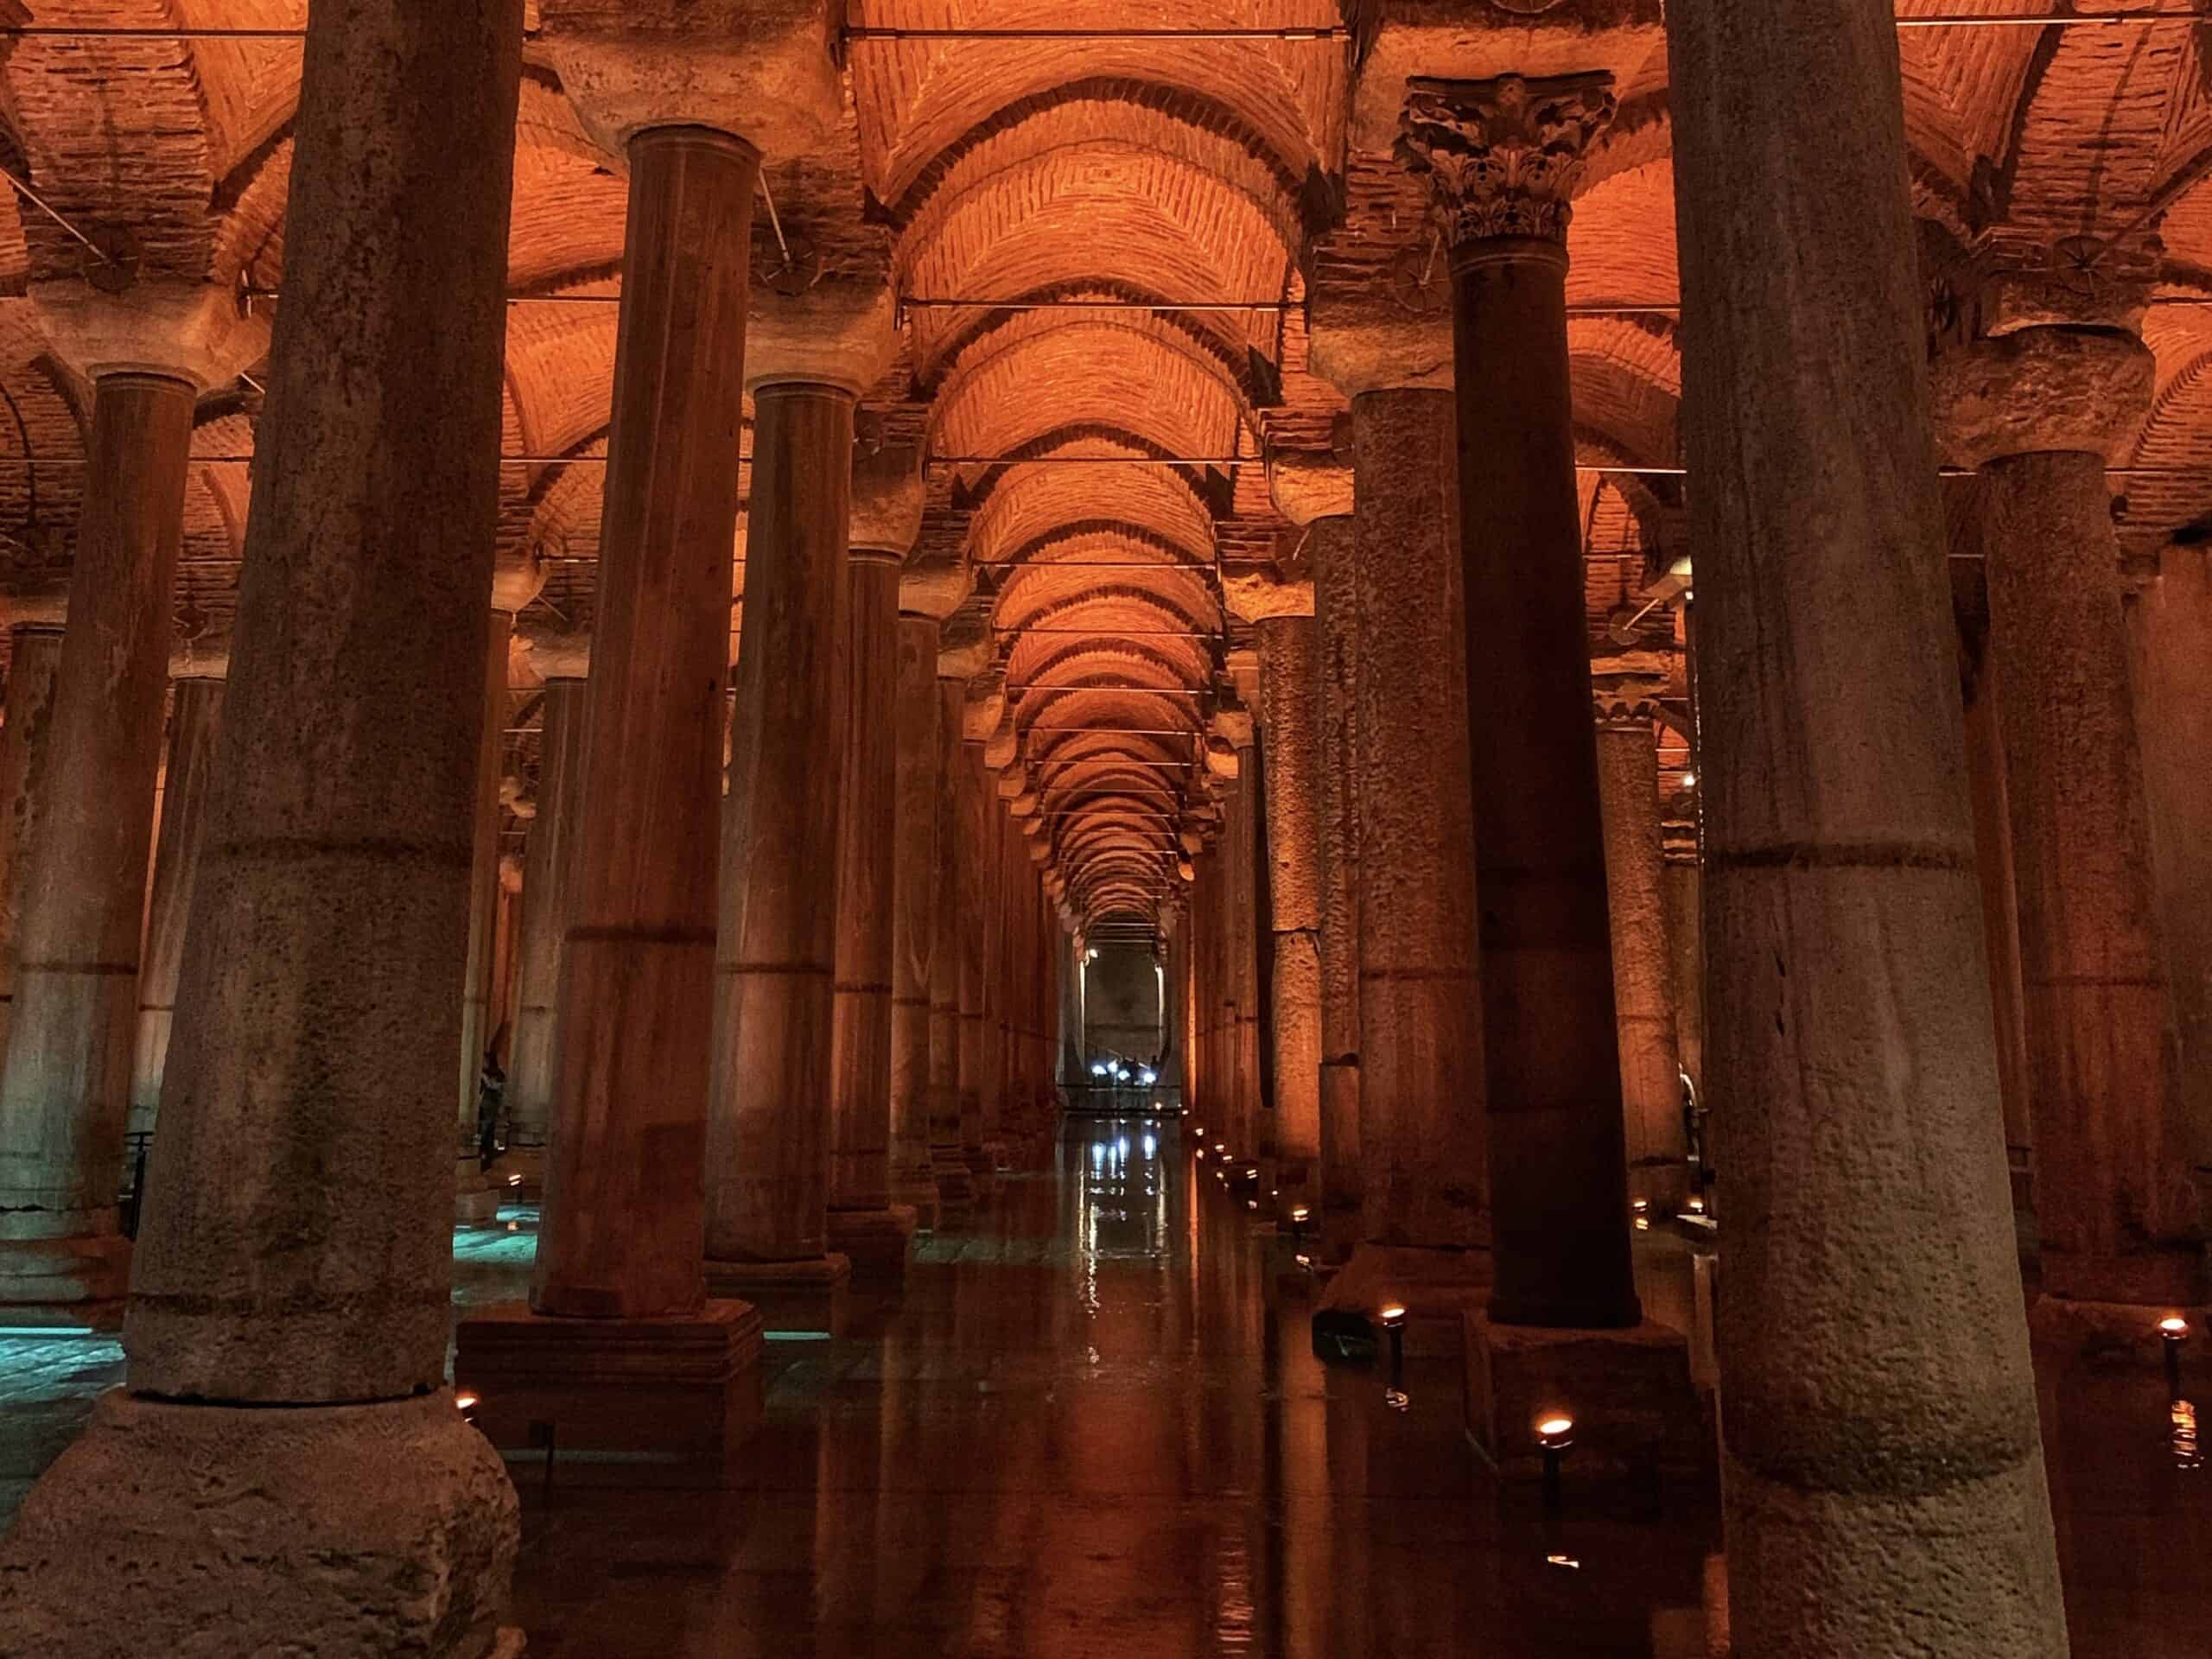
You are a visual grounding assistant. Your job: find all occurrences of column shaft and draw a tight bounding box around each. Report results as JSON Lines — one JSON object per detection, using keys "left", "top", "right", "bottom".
{"left": 0, "top": 371, "right": 192, "bottom": 1263}
{"left": 709, "top": 383, "right": 854, "bottom": 1264}
{"left": 957, "top": 742, "right": 988, "bottom": 1165}
{"left": 1257, "top": 614, "right": 1322, "bottom": 1218}
{"left": 456, "top": 611, "right": 514, "bottom": 1161}
{"left": 1666, "top": 0, "right": 2068, "bottom": 1649}
{"left": 0, "top": 627, "right": 61, "bottom": 1080}
{"left": 1451, "top": 238, "right": 1637, "bottom": 1328}
{"left": 927, "top": 679, "right": 971, "bottom": 1199}
{"left": 506, "top": 677, "right": 587, "bottom": 1157}
{"left": 128, "top": 677, "right": 224, "bottom": 1137}
{"left": 888, "top": 615, "right": 941, "bottom": 1205}
{"left": 1983, "top": 449, "right": 2203, "bottom": 1306}
{"left": 1351, "top": 388, "right": 1485, "bottom": 1251}
{"left": 1311, "top": 518, "right": 1362, "bottom": 1260}
{"left": 829, "top": 554, "right": 899, "bottom": 1215}
{"left": 532, "top": 127, "right": 757, "bottom": 1319}
{"left": 1594, "top": 719, "right": 1688, "bottom": 1216}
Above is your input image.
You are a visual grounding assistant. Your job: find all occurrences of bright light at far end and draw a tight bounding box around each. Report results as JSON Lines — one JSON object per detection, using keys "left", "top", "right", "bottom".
{"left": 1682, "top": 772, "right": 1697, "bottom": 789}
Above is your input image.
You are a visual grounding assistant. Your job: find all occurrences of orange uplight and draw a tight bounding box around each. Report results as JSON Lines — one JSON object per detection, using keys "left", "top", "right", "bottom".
{"left": 1536, "top": 1415, "right": 1574, "bottom": 1446}
{"left": 455, "top": 1392, "right": 480, "bottom": 1412}
{"left": 2160, "top": 1317, "right": 2190, "bottom": 1337}
{"left": 1289, "top": 1205, "right": 1310, "bottom": 1223}
{"left": 1377, "top": 1304, "right": 1408, "bottom": 1327}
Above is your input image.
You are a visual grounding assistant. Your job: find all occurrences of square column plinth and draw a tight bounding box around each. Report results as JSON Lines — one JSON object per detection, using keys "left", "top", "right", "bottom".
{"left": 454, "top": 1300, "right": 764, "bottom": 1488}
{"left": 703, "top": 1252, "right": 853, "bottom": 1335}
{"left": 827, "top": 1205, "right": 918, "bottom": 1287}
{"left": 1313, "top": 1242, "right": 1493, "bottom": 1362}
{"left": 1463, "top": 1308, "right": 1710, "bottom": 1484}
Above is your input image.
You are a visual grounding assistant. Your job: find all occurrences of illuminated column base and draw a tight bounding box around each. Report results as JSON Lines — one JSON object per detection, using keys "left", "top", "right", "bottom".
{"left": 827, "top": 1203, "right": 920, "bottom": 1287}
{"left": 1463, "top": 1307, "right": 1707, "bottom": 1484}
{"left": 702, "top": 1252, "right": 852, "bottom": 1337}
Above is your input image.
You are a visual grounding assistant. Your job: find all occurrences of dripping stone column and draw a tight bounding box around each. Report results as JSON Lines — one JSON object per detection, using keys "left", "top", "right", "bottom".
{"left": 0, "top": 2, "right": 525, "bottom": 1648}
{"left": 461, "top": 9, "right": 848, "bottom": 1472}
{"left": 128, "top": 672, "right": 226, "bottom": 1140}
{"left": 0, "top": 616, "right": 62, "bottom": 1083}
{"left": 1592, "top": 702, "right": 1688, "bottom": 1217}
{"left": 889, "top": 561, "right": 969, "bottom": 1229}
{"left": 501, "top": 663, "right": 589, "bottom": 1192}
{"left": 1668, "top": 0, "right": 2069, "bottom": 1651}
{"left": 1306, "top": 308, "right": 1489, "bottom": 1339}
{"left": 823, "top": 432, "right": 925, "bottom": 1283}
{"left": 0, "top": 284, "right": 257, "bottom": 1310}
{"left": 704, "top": 284, "right": 893, "bottom": 1331}
{"left": 1930, "top": 323, "right": 2208, "bottom": 1325}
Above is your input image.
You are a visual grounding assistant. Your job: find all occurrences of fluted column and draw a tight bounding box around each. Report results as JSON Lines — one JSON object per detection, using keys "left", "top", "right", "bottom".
{"left": 0, "top": 307, "right": 251, "bottom": 1306}
{"left": 1931, "top": 323, "right": 2204, "bottom": 1317}
{"left": 0, "top": 3, "right": 527, "bottom": 1645}
{"left": 127, "top": 675, "right": 225, "bottom": 1138}
{"left": 1402, "top": 73, "right": 1638, "bottom": 1329}
{"left": 823, "top": 435, "right": 925, "bottom": 1281}
{"left": 504, "top": 673, "right": 588, "bottom": 1182}
{"left": 1668, "top": 0, "right": 2068, "bottom": 1649}
{"left": 1593, "top": 709, "right": 1688, "bottom": 1216}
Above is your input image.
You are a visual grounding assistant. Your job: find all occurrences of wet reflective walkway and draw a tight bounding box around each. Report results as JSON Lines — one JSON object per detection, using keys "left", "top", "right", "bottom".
{"left": 3, "top": 1118, "right": 2209, "bottom": 1655}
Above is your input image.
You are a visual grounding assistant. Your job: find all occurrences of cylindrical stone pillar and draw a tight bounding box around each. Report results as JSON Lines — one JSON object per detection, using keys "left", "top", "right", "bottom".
{"left": 1257, "top": 613, "right": 1322, "bottom": 1223}
{"left": 0, "top": 4, "right": 530, "bottom": 1648}
{"left": 454, "top": 606, "right": 516, "bottom": 1218}
{"left": 889, "top": 612, "right": 944, "bottom": 1222}
{"left": 0, "top": 625, "right": 61, "bottom": 1081}
{"left": 505, "top": 675, "right": 587, "bottom": 1171}
{"left": 531, "top": 126, "right": 759, "bottom": 1320}
{"left": 957, "top": 739, "right": 991, "bottom": 1176}
{"left": 1310, "top": 513, "right": 1363, "bottom": 1263}
{"left": 0, "top": 370, "right": 194, "bottom": 1303}
{"left": 128, "top": 676, "right": 225, "bottom": 1139}
{"left": 707, "top": 380, "right": 855, "bottom": 1272}
{"left": 1348, "top": 386, "right": 1485, "bottom": 1257}
{"left": 1402, "top": 74, "right": 1638, "bottom": 1327}
{"left": 1932, "top": 325, "right": 2204, "bottom": 1313}
{"left": 928, "top": 675, "right": 974, "bottom": 1206}
{"left": 1667, "top": 0, "right": 2069, "bottom": 1650}
{"left": 1593, "top": 713, "right": 1688, "bottom": 1217}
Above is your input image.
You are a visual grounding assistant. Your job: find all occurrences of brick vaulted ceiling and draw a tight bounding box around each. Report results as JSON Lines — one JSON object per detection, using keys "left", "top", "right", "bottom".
{"left": 0, "top": 3, "right": 2209, "bottom": 931}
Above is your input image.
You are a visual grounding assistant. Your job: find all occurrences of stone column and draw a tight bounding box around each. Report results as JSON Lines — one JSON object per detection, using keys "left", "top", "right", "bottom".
{"left": 1401, "top": 73, "right": 1640, "bottom": 1332}
{"left": 0, "top": 293, "right": 254, "bottom": 1308}
{"left": 0, "top": 1, "right": 525, "bottom": 1645}
{"left": 889, "top": 563, "right": 967, "bottom": 1228}
{"left": 957, "top": 730, "right": 994, "bottom": 1180}
{"left": 1238, "top": 586, "right": 1324, "bottom": 1225}
{"left": 1667, "top": 0, "right": 2069, "bottom": 1650}
{"left": 823, "top": 434, "right": 924, "bottom": 1283}
{"left": 462, "top": 14, "right": 851, "bottom": 1469}
{"left": 128, "top": 674, "right": 225, "bottom": 1139}
{"left": 1592, "top": 708, "right": 1688, "bottom": 1216}
{"left": 0, "top": 621, "right": 62, "bottom": 1081}
{"left": 502, "top": 671, "right": 588, "bottom": 1189}
{"left": 1305, "top": 318, "right": 1489, "bottom": 1330}
{"left": 707, "top": 282, "right": 894, "bottom": 1327}
{"left": 928, "top": 638, "right": 986, "bottom": 1208}
{"left": 1930, "top": 323, "right": 2206, "bottom": 1319}
{"left": 2126, "top": 541, "right": 2212, "bottom": 1247}
{"left": 1223, "top": 668, "right": 1268, "bottom": 1188}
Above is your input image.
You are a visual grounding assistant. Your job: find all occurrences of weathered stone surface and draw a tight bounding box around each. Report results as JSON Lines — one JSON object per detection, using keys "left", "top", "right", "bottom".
{"left": 31, "top": 279, "right": 266, "bottom": 391}
{"left": 0, "top": 1390, "right": 519, "bottom": 1659}
{"left": 850, "top": 434, "right": 926, "bottom": 555}
{"left": 1928, "top": 325, "right": 2153, "bottom": 469}
{"left": 1222, "top": 565, "right": 1315, "bottom": 622}
{"left": 747, "top": 281, "right": 899, "bottom": 397}
{"left": 1266, "top": 454, "right": 1354, "bottom": 526}
{"left": 899, "top": 557, "right": 972, "bottom": 621}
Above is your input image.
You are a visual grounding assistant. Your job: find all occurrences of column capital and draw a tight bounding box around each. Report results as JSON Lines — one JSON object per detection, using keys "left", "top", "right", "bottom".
{"left": 491, "top": 549, "right": 547, "bottom": 616}
{"left": 539, "top": 0, "right": 842, "bottom": 157}
{"left": 1927, "top": 325, "right": 2152, "bottom": 470}
{"left": 1265, "top": 450, "right": 1352, "bottom": 527}
{"left": 961, "top": 680, "right": 1006, "bottom": 741}
{"left": 748, "top": 279, "right": 898, "bottom": 397}
{"left": 900, "top": 557, "right": 973, "bottom": 621}
{"left": 1224, "top": 567, "right": 1316, "bottom": 624}
{"left": 850, "top": 428, "right": 925, "bottom": 560}
{"left": 937, "top": 619, "right": 992, "bottom": 683}
{"left": 1398, "top": 72, "right": 1617, "bottom": 251}
{"left": 30, "top": 277, "right": 267, "bottom": 391}
{"left": 511, "top": 626, "right": 592, "bottom": 687}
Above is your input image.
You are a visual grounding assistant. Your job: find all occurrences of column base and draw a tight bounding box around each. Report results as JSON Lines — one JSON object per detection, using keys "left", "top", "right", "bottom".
{"left": 2035, "top": 1249, "right": 2209, "bottom": 1315}
{"left": 0, "top": 1387, "right": 519, "bottom": 1657}
{"left": 1463, "top": 1307, "right": 1711, "bottom": 1484}
{"left": 931, "top": 1151, "right": 976, "bottom": 1211}
{"left": 454, "top": 1299, "right": 764, "bottom": 1487}
{"left": 702, "top": 1252, "right": 852, "bottom": 1334}
{"left": 487, "top": 1145, "right": 546, "bottom": 1202}
{"left": 1313, "top": 1242, "right": 1492, "bottom": 1363}
{"left": 891, "top": 1175, "right": 942, "bottom": 1232}
{"left": 454, "top": 1156, "right": 503, "bottom": 1225}
{"left": 827, "top": 1205, "right": 918, "bottom": 1286}
{"left": 961, "top": 1145, "right": 995, "bottom": 1188}
{"left": 0, "top": 1230, "right": 130, "bottom": 1311}
{"left": 2027, "top": 1290, "right": 2212, "bottom": 1359}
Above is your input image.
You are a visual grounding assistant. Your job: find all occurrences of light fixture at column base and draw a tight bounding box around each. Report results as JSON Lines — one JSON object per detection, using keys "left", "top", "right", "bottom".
{"left": 454, "top": 1299, "right": 764, "bottom": 1487}
{"left": 0, "top": 1387, "right": 519, "bottom": 1657}
{"left": 1312, "top": 1242, "right": 1493, "bottom": 1363}
{"left": 827, "top": 1205, "right": 918, "bottom": 1286}
{"left": 1463, "top": 1307, "right": 1710, "bottom": 1485}
{"left": 703, "top": 1252, "right": 853, "bottom": 1335}
{"left": 2027, "top": 1290, "right": 2212, "bottom": 1361}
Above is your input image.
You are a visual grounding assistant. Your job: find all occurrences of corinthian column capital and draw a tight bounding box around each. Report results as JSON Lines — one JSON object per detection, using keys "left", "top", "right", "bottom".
{"left": 1397, "top": 71, "right": 1616, "bottom": 250}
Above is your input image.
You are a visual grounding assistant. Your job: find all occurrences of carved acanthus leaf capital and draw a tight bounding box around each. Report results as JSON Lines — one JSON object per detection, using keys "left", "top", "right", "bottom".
{"left": 1398, "top": 72, "right": 1615, "bottom": 249}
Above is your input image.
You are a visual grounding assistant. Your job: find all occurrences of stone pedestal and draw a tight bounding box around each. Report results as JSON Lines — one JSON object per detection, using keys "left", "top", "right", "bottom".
{"left": 0, "top": 1390, "right": 519, "bottom": 1656}
{"left": 828, "top": 1202, "right": 919, "bottom": 1286}
{"left": 455, "top": 1300, "right": 765, "bottom": 1486}
{"left": 1315, "top": 1240, "right": 1492, "bottom": 1361}
{"left": 702, "top": 1251, "right": 852, "bottom": 1335}
{"left": 1463, "top": 1308, "right": 1707, "bottom": 1482}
